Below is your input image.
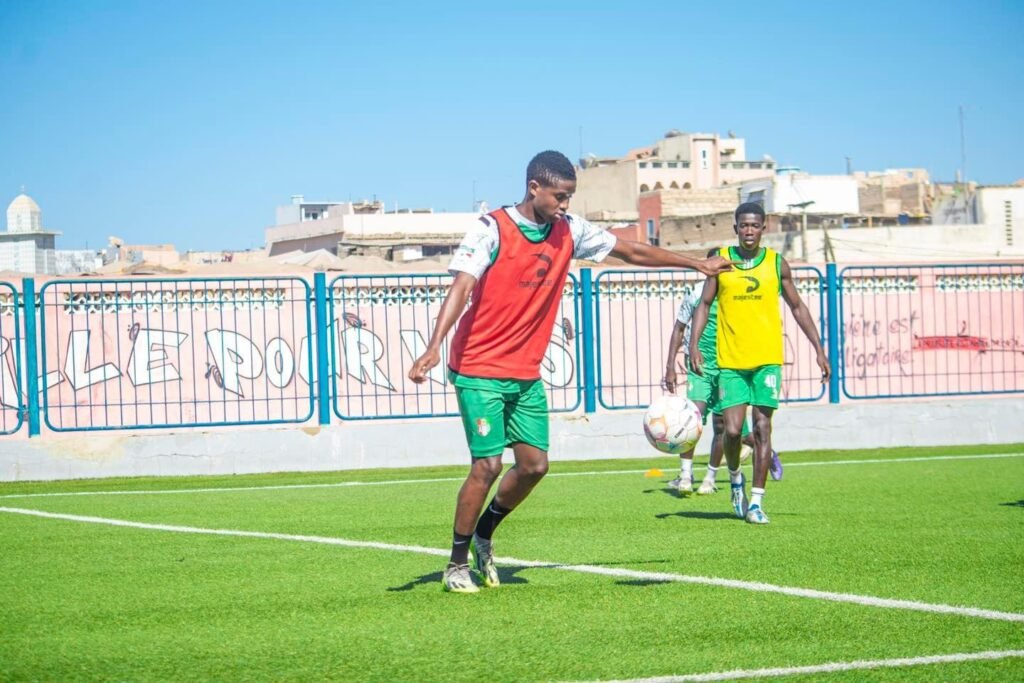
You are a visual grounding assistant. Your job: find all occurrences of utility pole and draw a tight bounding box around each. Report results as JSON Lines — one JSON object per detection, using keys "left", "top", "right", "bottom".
{"left": 788, "top": 200, "right": 815, "bottom": 262}
{"left": 959, "top": 104, "right": 967, "bottom": 192}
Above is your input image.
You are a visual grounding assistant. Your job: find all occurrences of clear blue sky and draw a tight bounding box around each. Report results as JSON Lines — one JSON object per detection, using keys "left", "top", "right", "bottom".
{"left": 2, "top": 0, "right": 1022, "bottom": 251}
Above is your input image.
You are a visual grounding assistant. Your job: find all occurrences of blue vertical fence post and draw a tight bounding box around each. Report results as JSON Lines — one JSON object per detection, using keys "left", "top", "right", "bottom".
{"left": 313, "top": 273, "right": 332, "bottom": 425}
{"left": 580, "top": 268, "right": 597, "bottom": 414}
{"left": 22, "top": 278, "right": 41, "bottom": 436}
{"left": 825, "top": 263, "right": 841, "bottom": 404}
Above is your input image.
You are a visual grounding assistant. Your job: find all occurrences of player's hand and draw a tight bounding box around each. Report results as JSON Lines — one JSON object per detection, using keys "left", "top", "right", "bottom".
{"left": 408, "top": 349, "right": 440, "bottom": 384}
{"left": 817, "top": 352, "right": 831, "bottom": 383}
{"left": 689, "top": 346, "right": 704, "bottom": 377}
{"left": 662, "top": 366, "right": 678, "bottom": 394}
{"left": 697, "top": 254, "right": 735, "bottom": 276}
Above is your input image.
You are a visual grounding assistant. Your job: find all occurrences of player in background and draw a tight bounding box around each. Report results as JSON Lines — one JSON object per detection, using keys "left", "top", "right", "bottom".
{"left": 662, "top": 265, "right": 783, "bottom": 496}
{"left": 408, "top": 151, "right": 734, "bottom": 592}
{"left": 689, "top": 203, "right": 829, "bottom": 524}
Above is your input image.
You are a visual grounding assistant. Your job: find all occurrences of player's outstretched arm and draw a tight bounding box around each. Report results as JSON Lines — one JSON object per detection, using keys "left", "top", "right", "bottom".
{"left": 688, "top": 277, "right": 717, "bottom": 377}
{"left": 609, "top": 240, "right": 734, "bottom": 276}
{"left": 407, "top": 272, "right": 476, "bottom": 384}
{"left": 780, "top": 258, "right": 831, "bottom": 382}
{"left": 663, "top": 321, "right": 686, "bottom": 393}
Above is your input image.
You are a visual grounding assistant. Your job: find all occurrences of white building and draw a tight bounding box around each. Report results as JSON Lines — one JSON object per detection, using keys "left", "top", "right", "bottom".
{"left": 740, "top": 169, "right": 860, "bottom": 216}
{"left": 970, "top": 186, "right": 1024, "bottom": 248}
{"left": 266, "top": 196, "right": 480, "bottom": 260}
{"left": 0, "top": 193, "right": 60, "bottom": 274}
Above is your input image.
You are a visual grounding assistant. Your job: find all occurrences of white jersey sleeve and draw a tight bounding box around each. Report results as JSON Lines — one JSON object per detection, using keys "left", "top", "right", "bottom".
{"left": 676, "top": 289, "right": 700, "bottom": 325}
{"left": 448, "top": 214, "right": 499, "bottom": 279}
{"left": 566, "top": 214, "right": 617, "bottom": 262}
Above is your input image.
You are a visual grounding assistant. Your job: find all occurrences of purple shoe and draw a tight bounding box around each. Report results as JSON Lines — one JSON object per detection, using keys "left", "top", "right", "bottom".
{"left": 769, "top": 450, "right": 783, "bottom": 481}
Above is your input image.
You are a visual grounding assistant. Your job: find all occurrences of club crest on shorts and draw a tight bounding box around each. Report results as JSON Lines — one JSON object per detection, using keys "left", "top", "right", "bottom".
{"left": 475, "top": 418, "right": 491, "bottom": 437}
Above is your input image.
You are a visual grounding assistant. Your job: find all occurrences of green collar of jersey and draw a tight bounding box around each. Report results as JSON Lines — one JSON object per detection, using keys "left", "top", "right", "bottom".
{"left": 516, "top": 221, "right": 552, "bottom": 243}
{"left": 729, "top": 246, "right": 766, "bottom": 270}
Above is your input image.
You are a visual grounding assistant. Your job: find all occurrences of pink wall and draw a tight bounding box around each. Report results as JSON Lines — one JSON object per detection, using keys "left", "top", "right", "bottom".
{"left": 0, "top": 264, "right": 1021, "bottom": 436}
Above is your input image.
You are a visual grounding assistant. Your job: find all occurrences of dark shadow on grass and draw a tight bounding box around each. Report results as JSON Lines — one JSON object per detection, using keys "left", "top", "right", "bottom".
{"left": 387, "top": 566, "right": 531, "bottom": 592}
{"left": 615, "top": 578, "right": 675, "bottom": 587}
{"left": 1000, "top": 500, "right": 1024, "bottom": 508}
{"left": 655, "top": 510, "right": 734, "bottom": 521}
{"left": 643, "top": 486, "right": 686, "bottom": 498}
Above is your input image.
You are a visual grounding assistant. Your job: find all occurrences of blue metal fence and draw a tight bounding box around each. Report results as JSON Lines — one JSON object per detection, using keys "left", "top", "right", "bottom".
{"left": 593, "top": 267, "right": 827, "bottom": 410}
{"left": 838, "top": 263, "right": 1024, "bottom": 399}
{"left": 0, "top": 261, "right": 1020, "bottom": 437}
{"left": 35, "top": 277, "right": 315, "bottom": 431}
{"left": 327, "top": 272, "right": 582, "bottom": 419}
{"left": 0, "top": 281, "right": 24, "bottom": 435}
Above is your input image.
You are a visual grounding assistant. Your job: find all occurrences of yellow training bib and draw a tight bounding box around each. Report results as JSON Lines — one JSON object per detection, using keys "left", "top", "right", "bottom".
{"left": 715, "top": 246, "right": 784, "bottom": 369}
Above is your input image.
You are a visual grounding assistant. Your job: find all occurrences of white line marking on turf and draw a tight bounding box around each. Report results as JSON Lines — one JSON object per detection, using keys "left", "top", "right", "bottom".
{"left": 2, "top": 506, "right": 1024, "bottom": 624}
{"left": 563, "top": 649, "right": 1024, "bottom": 682}
{"left": 0, "top": 452, "right": 1021, "bottom": 500}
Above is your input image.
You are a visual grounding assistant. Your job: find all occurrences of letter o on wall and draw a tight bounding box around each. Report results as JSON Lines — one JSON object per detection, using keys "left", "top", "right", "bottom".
{"left": 265, "top": 338, "right": 295, "bottom": 388}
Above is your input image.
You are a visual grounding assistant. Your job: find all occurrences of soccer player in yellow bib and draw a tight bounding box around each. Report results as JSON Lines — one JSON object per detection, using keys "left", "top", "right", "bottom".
{"left": 688, "top": 202, "right": 830, "bottom": 524}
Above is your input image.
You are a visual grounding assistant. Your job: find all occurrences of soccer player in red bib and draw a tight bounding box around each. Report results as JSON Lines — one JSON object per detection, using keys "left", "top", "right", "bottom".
{"left": 409, "top": 151, "right": 734, "bottom": 593}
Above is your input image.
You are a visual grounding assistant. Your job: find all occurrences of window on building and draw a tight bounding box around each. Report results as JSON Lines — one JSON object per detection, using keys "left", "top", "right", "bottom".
{"left": 639, "top": 184, "right": 650, "bottom": 192}
{"left": 668, "top": 162, "right": 678, "bottom": 168}
{"left": 654, "top": 182, "right": 664, "bottom": 190}
{"left": 652, "top": 162, "right": 663, "bottom": 168}
{"left": 683, "top": 182, "right": 692, "bottom": 189}
{"left": 646, "top": 218, "right": 658, "bottom": 246}
{"left": 670, "top": 181, "right": 679, "bottom": 189}
{"left": 639, "top": 162, "right": 648, "bottom": 168}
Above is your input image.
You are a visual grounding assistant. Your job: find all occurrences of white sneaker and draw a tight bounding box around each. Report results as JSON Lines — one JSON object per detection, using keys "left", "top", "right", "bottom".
{"left": 696, "top": 479, "right": 718, "bottom": 495}
{"left": 745, "top": 504, "right": 770, "bottom": 525}
{"left": 442, "top": 563, "right": 479, "bottom": 593}
{"left": 471, "top": 535, "right": 500, "bottom": 588}
{"left": 739, "top": 444, "right": 753, "bottom": 464}
{"left": 668, "top": 475, "right": 693, "bottom": 496}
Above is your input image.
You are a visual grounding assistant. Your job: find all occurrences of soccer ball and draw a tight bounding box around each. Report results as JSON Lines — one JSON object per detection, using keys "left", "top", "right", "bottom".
{"left": 643, "top": 395, "right": 703, "bottom": 454}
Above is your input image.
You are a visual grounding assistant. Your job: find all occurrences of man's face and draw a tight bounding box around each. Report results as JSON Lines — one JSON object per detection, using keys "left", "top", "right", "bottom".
{"left": 735, "top": 213, "right": 766, "bottom": 249}
{"left": 528, "top": 178, "right": 576, "bottom": 224}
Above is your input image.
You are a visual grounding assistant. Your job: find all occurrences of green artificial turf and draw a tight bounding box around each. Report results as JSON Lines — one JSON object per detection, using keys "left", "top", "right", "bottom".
{"left": 1, "top": 444, "right": 1022, "bottom": 681}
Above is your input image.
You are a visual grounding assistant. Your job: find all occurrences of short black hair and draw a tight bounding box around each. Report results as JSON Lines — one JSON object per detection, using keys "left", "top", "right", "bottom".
{"left": 735, "top": 202, "right": 766, "bottom": 222}
{"left": 527, "top": 150, "right": 576, "bottom": 187}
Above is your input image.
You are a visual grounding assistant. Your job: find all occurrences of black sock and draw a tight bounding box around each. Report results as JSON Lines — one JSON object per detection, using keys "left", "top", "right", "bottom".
{"left": 450, "top": 530, "right": 472, "bottom": 565}
{"left": 474, "top": 498, "right": 513, "bottom": 541}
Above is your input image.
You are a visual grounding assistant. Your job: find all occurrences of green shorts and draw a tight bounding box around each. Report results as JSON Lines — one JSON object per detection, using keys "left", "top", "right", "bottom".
{"left": 451, "top": 372, "right": 549, "bottom": 458}
{"left": 717, "top": 365, "right": 783, "bottom": 410}
{"left": 685, "top": 352, "right": 720, "bottom": 415}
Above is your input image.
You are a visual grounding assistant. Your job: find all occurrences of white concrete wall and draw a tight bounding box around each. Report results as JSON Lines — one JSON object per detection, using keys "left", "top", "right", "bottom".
{"left": 802, "top": 223, "right": 1024, "bottom": 262}
{"left": 743, "top": 174, "right": 860, "bottom": 215}
{"left": 974, "top": 187, "right": 1024, "bottom": 247}
{"left": 1, "top": 397, "right": 1020, "bottom": 482}
{"left": 340, "top": 212, "right": 479, "bottom": 238}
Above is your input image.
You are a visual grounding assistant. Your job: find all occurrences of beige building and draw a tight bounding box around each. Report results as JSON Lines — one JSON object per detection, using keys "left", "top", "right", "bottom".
{"left": 855, "top": 168, "right": 932, "bottom": 217}
{"left": 573, "top": 130, "right": 776, "bottom": 221}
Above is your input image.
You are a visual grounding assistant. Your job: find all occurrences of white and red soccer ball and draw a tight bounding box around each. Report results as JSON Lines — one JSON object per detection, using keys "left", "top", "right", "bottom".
{"left": 643, "top": 395, "right": 703, "bottom": 454}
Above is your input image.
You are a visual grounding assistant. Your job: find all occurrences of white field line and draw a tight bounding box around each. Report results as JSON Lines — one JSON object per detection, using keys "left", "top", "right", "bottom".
{"left": 2, "top": 505, "right": 1023, "bottom": 625}
{"left": 0, "top": 452, "right": 1021, "bottom": 501}
{"left": 563, "top": 649, "right": 1024, "bottom": 683}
